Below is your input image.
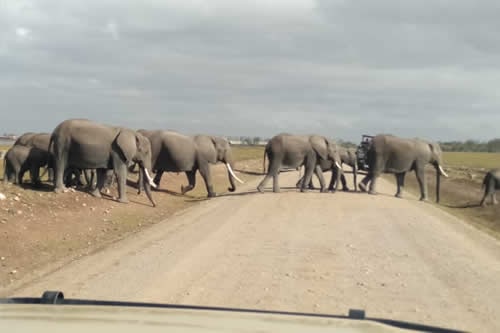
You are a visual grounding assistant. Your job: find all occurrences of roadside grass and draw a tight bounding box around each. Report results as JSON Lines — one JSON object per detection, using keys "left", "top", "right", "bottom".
{"left": 444, "top": 152, "right": 500, "bottom": 169}
{"left": 232, "top": 145, "right": 264, "bottom": 162}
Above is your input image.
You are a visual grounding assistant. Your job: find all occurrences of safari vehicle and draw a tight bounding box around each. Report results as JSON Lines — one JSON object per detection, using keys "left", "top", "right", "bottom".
{"left": 356, "top": 134, "right": 374, "bottom": 172}
{"left": 0, "top": 291, "right": 465, "bottom": 333}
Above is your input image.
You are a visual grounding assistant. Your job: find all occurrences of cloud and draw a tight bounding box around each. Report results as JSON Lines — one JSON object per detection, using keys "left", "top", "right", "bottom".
{"left": 15, "top": 27, "right": 31, "bottom": 38}
{"left": 104, "top": 20, "right": 119, "bottom": 40}
{"left": 1, "top": 1, "right": 499, "bottom": 141}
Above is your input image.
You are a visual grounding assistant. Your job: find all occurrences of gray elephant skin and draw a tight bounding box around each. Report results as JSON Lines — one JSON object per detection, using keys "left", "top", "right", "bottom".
{"left": 257, "top": 134, "right": 342, "bottom": 193}
{"left": 298, "top": 147, "right": 358, "bottom": 192}
{"left": 137, "top": 130, "right": 243, "bottom": 198}
{"left": 3, "top": 145, "right": 50, "bottom": 185}
{"left": 64, "top": 168, "right": 115, "bottom": 193}
{"left": 359, "top": 134, "right": 448, "bottom": 202}
{"left": 50, "top": 119, "right": 157, "bottom": 206}
{"left": 480, "top": 169, "right": 500, "bottom": 206}
{"left": 13, "top": 132, "right": 54, "bottom": 183}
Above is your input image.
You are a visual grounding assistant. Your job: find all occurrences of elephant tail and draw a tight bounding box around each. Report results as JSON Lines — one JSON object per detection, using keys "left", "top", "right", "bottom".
{"left": 2, "top": 154, "right": 6, "bottom": 182}
{"left": 262, "top": 150, "right": 267, "bottom": 174}
{"left": 482, "top": 172, "right": 490, "bottom": 189}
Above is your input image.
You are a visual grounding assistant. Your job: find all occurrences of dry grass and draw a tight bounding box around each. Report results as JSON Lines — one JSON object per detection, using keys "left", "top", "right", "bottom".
{"left": 444, "top": 152, "right": 500, "bottom": 169}
{"left": 232, "top": 145, "right": 265, "bottom": 162}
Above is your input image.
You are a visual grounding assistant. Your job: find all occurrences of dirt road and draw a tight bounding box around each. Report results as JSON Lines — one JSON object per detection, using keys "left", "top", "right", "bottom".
{"left": 5, "top": 171, "right": 500, "bottom": 332}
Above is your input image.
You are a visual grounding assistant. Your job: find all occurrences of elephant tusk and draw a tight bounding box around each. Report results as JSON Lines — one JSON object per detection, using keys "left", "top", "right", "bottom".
{"left": 335, "top": 161, "right": 342, "bottom": 170}
{"left": 438, "top": 165, "right": 449, "bottom": 178}
{"left": 226, "top": 163, "right": 244, "bottom": 184}
{"left": 144, "top": 168, "right": 157, "bottom": 188}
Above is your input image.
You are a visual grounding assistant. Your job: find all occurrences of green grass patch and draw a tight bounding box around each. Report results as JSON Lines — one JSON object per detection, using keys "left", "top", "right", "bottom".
{"left": 232, "top": 145, "right": 265, "bottom": 162}
{"left": 444, "top": 152, "right": 500, "bottom": 169}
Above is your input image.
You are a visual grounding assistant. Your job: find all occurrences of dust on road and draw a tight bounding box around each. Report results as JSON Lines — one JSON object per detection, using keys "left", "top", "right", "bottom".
{"left": 4, "top": 171, "right": 500, "bottom": 332}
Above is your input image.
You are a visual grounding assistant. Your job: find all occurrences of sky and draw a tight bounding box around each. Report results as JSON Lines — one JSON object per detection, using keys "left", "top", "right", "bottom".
{"left": 1, "top": 0, "right": 500, "bottom": 142}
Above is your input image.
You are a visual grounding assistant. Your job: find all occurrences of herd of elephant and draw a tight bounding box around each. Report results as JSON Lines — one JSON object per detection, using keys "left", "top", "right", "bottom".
{"left": 2, "top": 118, "right": 499, "bottom": 208}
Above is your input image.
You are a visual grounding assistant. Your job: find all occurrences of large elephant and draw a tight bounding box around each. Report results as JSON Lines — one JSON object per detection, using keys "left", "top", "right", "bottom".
{"left": 14, "top": 132, "right": 53, "bottom": 182}
{"left": 257, "top": 134, "right": 342, "bottom": 193}
{"left": 297, "top": 146, "right": 358, "bottom": 192}
{"left": 50, "top": 119, "right": 157, "bottom": 206}
{"left": 480, "top": 169, "right": 500, "bottom": 206}
{"left": 3, "top": 145, "right": 50, "bottom": 185}
{"left": 358, "top": 134, "right": 448, "bottom": 202}
{"left": 137, "top": 130, "right": 243, "bottom": 198}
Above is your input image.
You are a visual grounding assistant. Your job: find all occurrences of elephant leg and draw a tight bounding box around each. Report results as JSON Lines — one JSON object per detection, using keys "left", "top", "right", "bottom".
{"left": 257, "top": 159, "right": 280, "bottom": 193}
{"left": 102, "top": 170, "right": 114, "bottom": 194}
{"left": 153, "top": 170, "right": 163, "bottom": 188}
{"left": 54, "top": 153, "right": 68, "bottom": 193}
{"left": 198, "top": 163, "right": 215, "bottom": 198}
{"left": 367, "top": 172, "right": 381, "bottom": 195}
{"left": 328, "top": 169, "right": 336, "bottom": 191}
{"left": 340, "top": 172, "right": 349, "bottom": 192}
{"left": 181, "top": 171, "right": 196, "bottom": 194}
{"left": 31, "top": 166, "right": 42, "bottom": 187}
{"left": 114, "top": 165, "right": 129, "bottom": 203}
{"left": 273, "top": 170, "right": 281, "bottom": 193}
{"left": 314, "top": 165, "right": 327, "bottom": 192}
{"left": 395, "top": 172, "right": 405, "bottom": 198}
{"left": 358, "top": 174, "right": 371, "bottom": 192}
{"left": 296, "top": 175, "right": 304, "bottom": 189}
{"left": 480, "top": 193, "right": 487, "bottom": 206}
{"left": 415, "top": 167, "right": 428, "bottom": 201}
{"left": 90, "top": 169, "right": 106, "bottom": 198}
{"left": 493, "top": 191, "right": 498, "bottom": 205}
{"left": 84, "top": 169, "right": 95, "bottom": 190}
{"left": 47, "top": 168, "right": 54, "bottom": 183}
{"left": 17, "top": 168, "right": 25, "bottom": 185}
{"left": 300, "top": 158, "right": 316, "bottom": 193}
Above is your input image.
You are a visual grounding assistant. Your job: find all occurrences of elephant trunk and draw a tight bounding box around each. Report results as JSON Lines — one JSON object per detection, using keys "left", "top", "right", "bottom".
{"left": 137, "top": 168, "right": 143, "bottom": 194}
{"left": 224, "top": 150, "right": 243, "bottom": 192}
{"left": 140, "top": 167, "right": 156, "bottom": 207}
{"left": 435, "top": 163, "right": 448, "bottom": 203}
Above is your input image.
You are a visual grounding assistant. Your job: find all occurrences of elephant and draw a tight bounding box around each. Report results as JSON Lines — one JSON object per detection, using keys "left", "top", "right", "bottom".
{"left": 297, "top": 146, "right": 358, "bottom": 192}
{"left": 13, "top": 132, "right": 54, "bottom": 182}
{"left": 480, "top": 169, "right": 500, "bottom": 206}
{"left": 136, "top": 130, "right": 244, "bottom": 198}
{"left": 358, "top": 134, "right": 448, "bottom": 202}
{"left": 3, "top": 145, "right": 50, "bottom": 185}
{"left": 63, "top": 168, "right": 115, "bottom": 192}
{"left": 257, "top": 134, "right": 342, "bottom": 193}
{"left": 50, "top": 119, "right": 157, "bottom": 206}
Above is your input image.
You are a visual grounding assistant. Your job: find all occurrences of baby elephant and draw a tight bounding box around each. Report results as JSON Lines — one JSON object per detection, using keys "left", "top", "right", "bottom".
{"left": 3, "top": 145, "right": 50, "bottom": 186}
{"left": 480, "top": 169, "right": 500, "bottom": 206}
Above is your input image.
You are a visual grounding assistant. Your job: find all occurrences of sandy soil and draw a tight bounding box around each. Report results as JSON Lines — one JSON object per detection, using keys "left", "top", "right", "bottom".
{"left": 3, "top": 171, "right": 500, "bottom": 332}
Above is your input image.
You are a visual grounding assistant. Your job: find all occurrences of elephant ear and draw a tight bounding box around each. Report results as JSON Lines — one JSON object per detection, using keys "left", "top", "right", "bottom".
{"left": 210, "top": 136, "right": 226, "bottom": 159}
{"left": 114, "top": 129, "right": 137, "bottom": 163}
{"left": 310, "top": 136, "right": 329, "bottom": 161}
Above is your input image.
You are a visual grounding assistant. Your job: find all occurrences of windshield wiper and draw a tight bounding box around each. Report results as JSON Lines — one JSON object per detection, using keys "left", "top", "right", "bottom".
{"left": 0, "top": 291, "right": 466, "bottom": 333}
